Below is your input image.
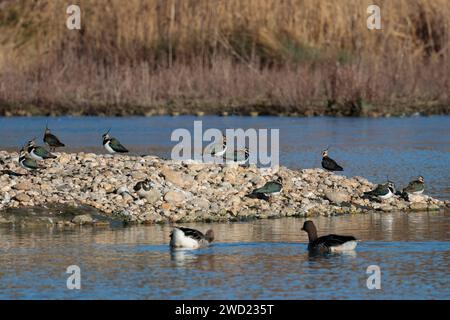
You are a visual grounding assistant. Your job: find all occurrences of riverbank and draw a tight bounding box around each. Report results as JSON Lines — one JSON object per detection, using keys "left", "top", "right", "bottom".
{"left": 0, "top": 151, "right": 446, "bottom": 226}
{"left": 1, "top": 1, "right": 449, "bottom": 118}
{"left": 0, "top": 101, "right": 448, "bottom": 117}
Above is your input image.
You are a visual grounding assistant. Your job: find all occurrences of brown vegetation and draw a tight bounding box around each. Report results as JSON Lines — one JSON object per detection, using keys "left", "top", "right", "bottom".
{"left": 0, "top": 0, "right": 449, "bottom": 116}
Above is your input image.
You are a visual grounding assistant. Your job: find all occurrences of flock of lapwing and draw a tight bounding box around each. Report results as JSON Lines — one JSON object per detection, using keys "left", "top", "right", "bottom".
{"left": 12, "top": 125, "right": 426, "bottom": 253}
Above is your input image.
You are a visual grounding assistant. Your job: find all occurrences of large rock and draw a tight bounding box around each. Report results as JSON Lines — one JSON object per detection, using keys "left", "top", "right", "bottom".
{"left": 13, "top": 182, "right": 32, "bottom": 191}
{"left": 324, "top": 190, "right": 350, "bottom": 204}
{"left": 72, "top": 214, "right": 93, "bottom": 225}
{"left": 192, "top": 197, "right": 210, "bottom": 209}
{"left": 145, "top": 189, "right": 161, "bottom": 204}
{"left": 409, "top": 202, "right": 428, "bottom": 211}
{"left": 164, "top": 190, "right": 185, "bottom": 204}
{"left": 59, "top": 154, "right": 71, "bottom": 164}
{"left": 161, "top": 167, "right": 187, "bottom": 187}
{"left": 14, "top": 193, "right": 31, "bottom": 203}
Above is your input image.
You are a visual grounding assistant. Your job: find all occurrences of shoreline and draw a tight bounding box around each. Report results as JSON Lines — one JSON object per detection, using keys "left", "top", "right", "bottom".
{"left": 0, "top": 151, "right": 447, "bottom": 227}
{"left": 0, "top": 103, "right": 448, "bottom": 118}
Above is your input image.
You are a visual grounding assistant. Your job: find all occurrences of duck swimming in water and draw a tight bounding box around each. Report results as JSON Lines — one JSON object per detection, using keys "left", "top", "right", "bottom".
{"left": 170, "top": 227, "right": 214, "bottom": 249}
{"left": 301, "top": 220, "right": 358, "bottom": 253}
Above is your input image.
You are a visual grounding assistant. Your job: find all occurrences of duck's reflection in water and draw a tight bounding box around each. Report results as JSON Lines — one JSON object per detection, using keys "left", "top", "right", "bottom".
{"left": 170, "top": 249, "right": 199, "bottom": 267}
{"left": 170, "top": 247, "right": 219, "bottom": 270}
{"left": 307, "top": 249, "right": 358, "bottom": 260}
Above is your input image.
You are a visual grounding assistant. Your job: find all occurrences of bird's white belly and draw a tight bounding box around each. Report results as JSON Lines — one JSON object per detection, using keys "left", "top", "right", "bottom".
{"left": 330, "top": 241, "right": 358, "bottom": 252}
{"left": 379, "top": 189, "right": 393, "bottom": 199}
{"left": 213, "top": 146, "right": 227, "bottom": 157}
{"left": 170, "top": 229, "right": 200, "bottom": 249}
{"left": 104, "top": 142, "right": 116, "bottom": 153}
{"left": 137, "top": 189, "right": 150, "bottom": 198}
{"left": 411, "top": 189, "right": 424, "bottom": 195}
{"left": 270, "top": 188, "right": 283, "bottom": 196}
{"left": 29, "top": 151, "right": 43, "bottom": 161}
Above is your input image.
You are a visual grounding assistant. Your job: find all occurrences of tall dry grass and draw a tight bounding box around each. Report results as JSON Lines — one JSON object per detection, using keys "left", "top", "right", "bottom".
{"left": 0, "top": 0, "right": 448, "bottom": 116}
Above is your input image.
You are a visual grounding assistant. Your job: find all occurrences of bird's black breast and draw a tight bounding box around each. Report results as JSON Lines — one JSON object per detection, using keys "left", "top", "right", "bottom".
{"left": 322, "top": 157, "right": 343, "bottom": 171}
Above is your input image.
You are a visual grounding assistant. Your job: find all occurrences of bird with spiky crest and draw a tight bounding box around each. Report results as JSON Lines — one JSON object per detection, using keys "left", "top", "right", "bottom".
{"left": 102, "top": 129, "right": 129, "bottom": 153}
{"left": 26, "top": 139, "right": 57, "bottom": 160}
{"left": 43, "top": 124, "right": 65, "bottom": 152}
{"left": 246, "top": 176, "right": 283, "bottom": 201}
{"left": 364, "top": 178, "right": 396, "bottom": 200}
{"left": 398, "top": 176, "right": 425, "bottom": 201}
{"left": 18, "top": 148, "right": 40, "bottom": 172}
{"left": 321, "top": 146, "right": 343, "bottom": 171}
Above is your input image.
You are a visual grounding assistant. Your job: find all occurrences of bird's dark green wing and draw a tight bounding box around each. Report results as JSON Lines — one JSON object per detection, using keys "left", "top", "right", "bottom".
{"left": 253, "top": 181, "right": 282, "bottom": 194}
{"left": 403, "top": 181, "right": 424, "bottom": 193}
{"left": 365, "top": 184, "right": 388, "bottom": 196}
{"left": 23, "top": 157, "right": 39, "bottom": 169}
{"left": 35, "top": 146, "right": 56, "bottom": 158}
{"left": 110, "top": 138, "right": 129, "bottom": 153}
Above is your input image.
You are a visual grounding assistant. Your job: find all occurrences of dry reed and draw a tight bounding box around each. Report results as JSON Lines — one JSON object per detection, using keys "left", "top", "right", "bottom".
{"left": 0, "top": 0, "right": 448, "bottom": 116}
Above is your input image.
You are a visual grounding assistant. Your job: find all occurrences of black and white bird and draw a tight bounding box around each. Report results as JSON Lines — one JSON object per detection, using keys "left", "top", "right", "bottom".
{"left": 364, "top": 181, "right": 396, "bottom": 200}
{"left": 246, "top": 177, "right": 283, "bottom": 201}
{"left": 223, "top": 147, "right": 249, "bottom": 165}
{"left": 43, "top": 125, "right": 65, "bottom": 152}
{"left": 102, "top": 129, "right": 129, "bottom": 153}
{"left": 321, "top": 148, "right": 343, "bottom": 171}
{"left": 169, "top": 227, "right": 215, "bottom": 249}
{"left": 210, "top": 134, "right": 227, "bottom": 157}
{"left": 398, "top": 176, "right": 425, "bottom": 201}
{"left": 403, "top": 176, "right": 425, "bottom": 195}
{"left": 133, "top": 179, "right": 153, "bottom": 199}
{"left": 301, "top": 220, "right": 358, "bottom": 253}
{"left": 18, "top": 149, "right": 40, "bottom": 171}
{"left": 26, "top": 140, "right": 56, "bottom": 160}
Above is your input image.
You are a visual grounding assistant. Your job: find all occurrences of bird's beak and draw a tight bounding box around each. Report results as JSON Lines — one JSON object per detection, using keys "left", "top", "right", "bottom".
{"left": 104, "top": 128, "right": 111, "bottom": 135}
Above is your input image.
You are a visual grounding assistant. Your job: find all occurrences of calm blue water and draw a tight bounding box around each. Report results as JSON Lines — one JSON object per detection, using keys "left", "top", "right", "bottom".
{"left": 0, "top": 213, "right": 449, "bottom": 299}
{"left": 0, "top": 116, "right": 449, "bottom": 300}
{"left": 0, "top": 115, "right": 449, "bottom": 199}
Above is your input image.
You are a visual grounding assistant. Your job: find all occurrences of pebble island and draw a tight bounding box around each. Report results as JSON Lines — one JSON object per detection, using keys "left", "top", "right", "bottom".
{"left": 0, "top": 151, "right": 446, "bottom": 226}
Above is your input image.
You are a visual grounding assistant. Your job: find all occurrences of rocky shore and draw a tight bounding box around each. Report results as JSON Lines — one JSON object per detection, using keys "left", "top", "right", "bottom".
{"left": 0, "top": 151, "right": 447, "bottom": 227}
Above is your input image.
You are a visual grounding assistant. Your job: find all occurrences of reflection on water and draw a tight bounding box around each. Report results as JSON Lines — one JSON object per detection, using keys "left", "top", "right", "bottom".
{"left": 0, "top": 116, "right": 449, "bottom": 199}
{"left": 0, "top": 211, "right": 448, "bottom": 299}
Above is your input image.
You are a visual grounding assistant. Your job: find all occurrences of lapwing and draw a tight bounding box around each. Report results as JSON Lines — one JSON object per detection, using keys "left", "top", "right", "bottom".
{"left": 170, "top": 227, "right": 215, "bottom": 249}
{"left": 302, "top": 220, "right": 358, "bottom": 253}
{"left": 133, "top": 179, "right": 153, "bottom": 199}
{"left": 1, "top": 169, "right": 25, "bottom": 177}
{"left": 223, "top": 147, "right": 249, "bottom": 165}
{"left": 210, "top": 134, "right": 227, "bottom": 157}
{"left": 26, "top": 139, "right": 56, "bottom": 160}
{"left": 398, "top": 176, "right": 425, "bottom": 201}
{"left": 321, "top": 148, "right": 343, "bottom": 171}
{"left": 43, "top": 125, "right": 65, "bottom": 152}
{"left": 364, "top": 180, "right": 396, "bottom": 200}
{"left": 246, "top": 176, "right": 283, "bottom": 201}
{"left": 102, "top": 129, "right": 129, "bottom": 153}
{"left": 18, "top": 149, "right": 40, "bottom": 171}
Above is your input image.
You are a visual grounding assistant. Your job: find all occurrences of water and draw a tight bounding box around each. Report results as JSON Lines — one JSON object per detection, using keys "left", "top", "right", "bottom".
{"left": 0, "top": 115, "right": 449, "bottom": 199}
{"left": 0, "top": 212, "right": 448, "bottom": 299}
{"left": 0, "top": 116, "right": 449, "bottom": 299}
